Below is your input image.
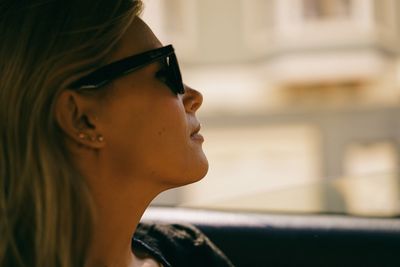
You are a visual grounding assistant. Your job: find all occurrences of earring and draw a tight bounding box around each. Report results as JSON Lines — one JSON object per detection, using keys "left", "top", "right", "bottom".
{"left": 78, "top": 132, "right": 86, "bottom": 139}
{"left": 78, "top": 132, "right": 104, "bottom": 142}
{"left": 97, "top": 135, "right": 104, "bottom": 142}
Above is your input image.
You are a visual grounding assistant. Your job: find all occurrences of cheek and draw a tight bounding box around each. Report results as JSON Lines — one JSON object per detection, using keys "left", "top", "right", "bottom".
{"left": 137, "top": 106, "right": 189, "bottom": 170}
{"left": 103, "top": 99, "right": 188, "bottom": 175}
{"left": 100, "top": 94, "right": 208, "bottom": 184}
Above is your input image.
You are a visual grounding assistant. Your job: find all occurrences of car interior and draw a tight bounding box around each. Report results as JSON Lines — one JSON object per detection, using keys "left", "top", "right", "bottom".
{"left": 141, "top": 206, "right": 400, "bottom": 267}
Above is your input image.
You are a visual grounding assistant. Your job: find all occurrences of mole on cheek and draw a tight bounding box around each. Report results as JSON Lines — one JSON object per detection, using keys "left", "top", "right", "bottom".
{"left": 157, "top": 127, "right": 166, "bottom": 136}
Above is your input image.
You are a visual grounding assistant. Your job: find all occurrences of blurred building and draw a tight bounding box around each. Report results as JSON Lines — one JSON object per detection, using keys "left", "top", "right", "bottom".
{"left": 144, "top": 0, "right": 400, "bottom": 216}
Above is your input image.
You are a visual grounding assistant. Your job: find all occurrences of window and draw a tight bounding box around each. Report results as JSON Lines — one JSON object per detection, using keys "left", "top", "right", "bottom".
{"left": 303, "top": 0, "right": 352, "bottom": 21}
{"left": 373, "top": 0, "right": 396, "bottom": 29}
{"left": 251, "top": 0, "right": 275, "bottom": 31}
{"left": 241, "top": 0, "right": 275, "bottom": 50}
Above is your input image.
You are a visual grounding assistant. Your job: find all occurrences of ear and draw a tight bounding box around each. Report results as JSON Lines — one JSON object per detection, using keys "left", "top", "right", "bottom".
{"left": 54, "top": 90, "right": 105, "bottom": 149}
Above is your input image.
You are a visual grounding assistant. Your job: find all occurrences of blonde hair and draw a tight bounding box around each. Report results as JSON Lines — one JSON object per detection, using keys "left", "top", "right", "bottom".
{"left": 0, "top": 1, "right": 143, "bottom": 266}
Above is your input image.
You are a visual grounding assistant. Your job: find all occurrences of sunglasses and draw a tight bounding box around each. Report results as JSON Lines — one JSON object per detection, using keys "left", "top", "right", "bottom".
{"left": 70, "top": 45, "right": 185, "bottom": 94}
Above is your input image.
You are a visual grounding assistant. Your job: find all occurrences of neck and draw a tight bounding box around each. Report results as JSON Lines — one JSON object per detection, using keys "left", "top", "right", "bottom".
{"left": 85, "top": 182, "right": 158, "bottom": 267}
{"left": 71, "top": 146, "right": 164, "bottom": 267}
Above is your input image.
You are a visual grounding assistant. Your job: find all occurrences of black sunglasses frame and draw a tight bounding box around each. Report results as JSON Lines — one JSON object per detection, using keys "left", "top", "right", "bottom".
{"left": 70, "top": 45, "right": 185, "bottom": 94}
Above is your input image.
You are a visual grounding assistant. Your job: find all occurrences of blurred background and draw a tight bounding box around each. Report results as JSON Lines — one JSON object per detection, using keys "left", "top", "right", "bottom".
{"left": 143, "top": 0, "right": 400, "bottom": 217}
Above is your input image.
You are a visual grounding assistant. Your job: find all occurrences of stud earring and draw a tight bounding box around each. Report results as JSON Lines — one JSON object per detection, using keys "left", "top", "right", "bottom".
{"left": 78, "top": 132, "right": 86, "bottom": 139}
{"left": 78, "top": 132, "right": 103, "bottom": 143}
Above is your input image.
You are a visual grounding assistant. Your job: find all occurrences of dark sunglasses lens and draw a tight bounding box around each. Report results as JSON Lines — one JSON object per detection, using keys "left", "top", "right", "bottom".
{"left": 166, "top": 55, "right": 184, "bottom": 94}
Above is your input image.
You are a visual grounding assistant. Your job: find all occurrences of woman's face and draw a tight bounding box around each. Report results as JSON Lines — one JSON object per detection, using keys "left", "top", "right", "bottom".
{"left": 96, "top": 18, "right": 208, "bottom": 187}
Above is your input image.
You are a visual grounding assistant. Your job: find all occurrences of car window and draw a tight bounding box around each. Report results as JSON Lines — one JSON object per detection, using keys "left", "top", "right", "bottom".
{"left": 143, "top": 0, "right": 400, "bottom": 218}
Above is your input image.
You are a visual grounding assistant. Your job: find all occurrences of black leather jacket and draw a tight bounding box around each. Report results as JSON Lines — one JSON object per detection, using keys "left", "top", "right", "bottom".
{"left": 133, "top": 223, "right": 235, "bottom": 267}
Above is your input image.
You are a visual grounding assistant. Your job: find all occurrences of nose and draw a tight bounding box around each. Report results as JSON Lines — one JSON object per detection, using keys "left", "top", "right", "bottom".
{"left": 182, "top": 84, "right": 203, "bottom": 113}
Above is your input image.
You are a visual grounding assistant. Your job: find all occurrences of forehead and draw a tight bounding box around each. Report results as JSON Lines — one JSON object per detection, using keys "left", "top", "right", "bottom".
{"left": 111, "top": 17, "right": 162, "bottom": 62}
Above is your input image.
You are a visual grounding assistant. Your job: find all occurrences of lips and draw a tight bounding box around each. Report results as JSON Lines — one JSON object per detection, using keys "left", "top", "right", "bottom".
{"left": 191, "top": 124, "right": 201, "bottom": 136}
{"left": 190, "top": 124, "right": 204, "bottom": 142}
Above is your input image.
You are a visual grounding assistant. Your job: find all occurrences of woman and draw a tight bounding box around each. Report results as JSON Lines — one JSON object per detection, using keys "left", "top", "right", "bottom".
{"left": 0, "top": 1, "right": 233, "bottom": 266}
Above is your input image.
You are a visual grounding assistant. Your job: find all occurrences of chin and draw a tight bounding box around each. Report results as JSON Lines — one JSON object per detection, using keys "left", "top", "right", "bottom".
{"left": 163, "top": 156, "right": 209, "bottom": 189}
{"left": 188, "top": 158, "right": 209, "bottom": 184}
{"left": 191, "top": 152, "right": 209, "bottom": 180}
